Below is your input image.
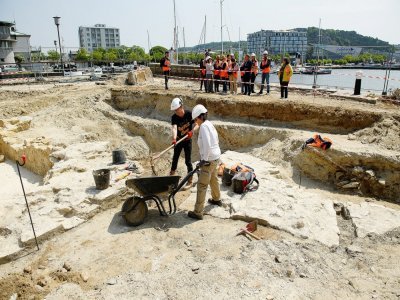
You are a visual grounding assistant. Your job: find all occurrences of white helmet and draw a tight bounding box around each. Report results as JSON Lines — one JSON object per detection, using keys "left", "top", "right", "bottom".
{"left": 251, "top": 53, "right": 256, "bottom": 57}
{"left": 263, "top": 51, "right": 268, "bottom": 55}
{"left": 170, "top": 97, "right": 182, "bottom": 111}
{"left": 192, "top": 104, "right": 207, "bottom": 120}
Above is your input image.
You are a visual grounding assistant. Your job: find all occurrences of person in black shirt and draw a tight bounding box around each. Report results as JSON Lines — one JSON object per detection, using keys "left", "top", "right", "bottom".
{"left": 199, "top": 52, "right": 208, "bottom": 91}
{"left": 170, "top": 98, "right": 198, "bottom": 186}
{"left": 160, "top": 51, "right": 171, "bottom": 90}
{"left": 240, "top": 54, "right": 253, "bottom": 96}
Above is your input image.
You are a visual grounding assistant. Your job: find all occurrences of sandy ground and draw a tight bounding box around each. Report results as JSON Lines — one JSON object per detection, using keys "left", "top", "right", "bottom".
{"left": 0, "top": 74, "right": 399, "bottom": 299}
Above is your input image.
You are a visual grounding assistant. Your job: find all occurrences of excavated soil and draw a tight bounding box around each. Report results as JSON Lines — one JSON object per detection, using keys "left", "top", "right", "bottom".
{"left": 0, "top": 75, "right": 400, "bottom": 299}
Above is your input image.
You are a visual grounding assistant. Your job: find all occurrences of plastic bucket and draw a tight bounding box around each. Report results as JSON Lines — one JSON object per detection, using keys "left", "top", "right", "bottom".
{"left": 112, "top": 149, "right": 126, "bottom": 164}
{"left": 93, "top": 169, "right": 110, "bottom": 190}
{"left": 233, "top": 177, "right": 246, "bottom": 194}
{"left": 222, "top": 168, "right": 235, "bottom": 186}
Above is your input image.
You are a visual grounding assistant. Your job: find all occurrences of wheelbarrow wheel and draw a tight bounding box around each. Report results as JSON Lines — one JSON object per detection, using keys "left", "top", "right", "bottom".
{"left": 121, "top": 196, "right": 148, "bottom": 226}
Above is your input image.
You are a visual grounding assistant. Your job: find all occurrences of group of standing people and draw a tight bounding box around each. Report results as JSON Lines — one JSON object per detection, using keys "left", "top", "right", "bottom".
{"left": 199, "top": 51, "right": 293, "bottom": 98}
{"left": 200, "top": 53, "right": 240, "bottom": 94}
{"left": 160, "top": 50, "right": 294, "bottom": 99}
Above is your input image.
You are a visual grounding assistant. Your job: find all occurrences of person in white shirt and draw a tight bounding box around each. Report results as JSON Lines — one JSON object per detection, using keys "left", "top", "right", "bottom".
{"left": 188, "top": 104, "right": 222, "bottom": 220}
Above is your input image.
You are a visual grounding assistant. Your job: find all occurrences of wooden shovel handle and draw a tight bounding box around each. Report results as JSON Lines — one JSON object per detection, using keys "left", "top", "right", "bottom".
{"left": 242, "top": 229, "right": 261, "bottom": 240}
{"left": 152, "top": 134, "right": 188, "bottom": 161}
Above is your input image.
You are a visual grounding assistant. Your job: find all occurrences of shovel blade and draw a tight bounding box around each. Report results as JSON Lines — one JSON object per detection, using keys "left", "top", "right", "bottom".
{"left": 246, "top": 220, "right": 258, "bottom": 233}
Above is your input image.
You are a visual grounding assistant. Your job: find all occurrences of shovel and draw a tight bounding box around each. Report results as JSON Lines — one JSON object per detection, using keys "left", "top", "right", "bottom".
{"left": 150, "top": 134, "right": 188, "bottom": 175}
{"left": 237, "top": 220, "right": 261, "bottom": 240}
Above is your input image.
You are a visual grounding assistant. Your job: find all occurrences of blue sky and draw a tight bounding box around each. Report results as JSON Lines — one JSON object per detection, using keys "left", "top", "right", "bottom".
{"left": 1, "top": 0, "right": 399, "bottom": 52}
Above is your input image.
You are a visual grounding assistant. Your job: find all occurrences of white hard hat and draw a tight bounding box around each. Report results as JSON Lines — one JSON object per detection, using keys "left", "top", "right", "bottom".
{"left": 206, "top": 56, "right": 211, "bottom": 60}
{"left": 263, "top": 51, "right": 268, "bottom": 55}
{"left": 251, "top": 53, "right": 256, "bottom": 57}
{"left": 192, "top": 104, "right": 207, "bottom": 120}
{"left": 171, "top": 97, "right": 182, "bottom": 111}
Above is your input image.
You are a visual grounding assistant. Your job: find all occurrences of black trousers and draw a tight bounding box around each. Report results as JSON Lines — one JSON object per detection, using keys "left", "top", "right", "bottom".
{"left": 214, "top": 75, "right": 220, "bottom": 92}
{"left": 221, "top": 77, "right": 228, "bottom": 92}
{"left": 243, "top": 74, "right": 251, "bottom": 95}
{"left": 250, "top": 73, "right": 257, "bottom": 92}
{"left": 171, "top": 140, "right": 193, "bottom": 173}
{"left": 163, "top": 71, "right": 170, "bottom": 89}
{"left": 280, "top": 81, "right": 289, "bottom": 98}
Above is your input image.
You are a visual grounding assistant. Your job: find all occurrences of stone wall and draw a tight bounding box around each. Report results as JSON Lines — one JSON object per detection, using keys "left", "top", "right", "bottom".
{"left": 149, "top": 63, "right": 201, "bottom": 78}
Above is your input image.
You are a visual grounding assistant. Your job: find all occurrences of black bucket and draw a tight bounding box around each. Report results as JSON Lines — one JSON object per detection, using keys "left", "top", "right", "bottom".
{"left": 112, "top": 149, "right": 126, "bottom": 164}
{"left": 222, "top": 168, "right": 235, "bottom": 186}
{"left": 93, "top": 169, "right": 110, "bottom": 190}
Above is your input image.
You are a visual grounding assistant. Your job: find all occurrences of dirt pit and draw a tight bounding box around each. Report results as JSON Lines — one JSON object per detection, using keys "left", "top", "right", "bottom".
{"left": 0, "top": 74, "right": 400, "bottom": 299}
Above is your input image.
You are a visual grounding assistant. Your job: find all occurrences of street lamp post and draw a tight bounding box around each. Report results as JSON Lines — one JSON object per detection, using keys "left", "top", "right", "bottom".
{"left": 53, "top": 40, "right": 58, "bottom": 66}
{"left": 53, "top": 16, "right": 64, "bottom": 74}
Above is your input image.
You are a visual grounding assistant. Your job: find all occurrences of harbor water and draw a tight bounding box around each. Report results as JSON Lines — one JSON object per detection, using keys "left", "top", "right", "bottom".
{"left": 256, "top": 69, "right": 400, "bottom": 92}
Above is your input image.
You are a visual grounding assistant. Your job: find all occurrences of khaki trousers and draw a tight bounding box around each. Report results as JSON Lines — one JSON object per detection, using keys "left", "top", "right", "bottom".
{"left": 194, "top": 160, "right": 221, "bottom": 215}
{"left": 229, "top": 74, "right": 237, "bottom": 93}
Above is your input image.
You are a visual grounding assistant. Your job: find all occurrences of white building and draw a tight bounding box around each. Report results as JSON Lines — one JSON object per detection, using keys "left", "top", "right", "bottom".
{"left": 0, "top": 21, "right": 31, "bottom": 64}
{"left": 78, "top": 24, "right": 120, "bottom": 52}
{"left": 13, "top": 31, "right": 31, "bottom": 61}
{"left": 247, "top": 30, "right": 307, "bottom": 57}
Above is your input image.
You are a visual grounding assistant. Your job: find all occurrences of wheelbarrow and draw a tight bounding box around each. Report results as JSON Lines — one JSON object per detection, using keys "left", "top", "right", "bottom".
{"left": 121, "top": 163, "right": 200, "bottom": 226}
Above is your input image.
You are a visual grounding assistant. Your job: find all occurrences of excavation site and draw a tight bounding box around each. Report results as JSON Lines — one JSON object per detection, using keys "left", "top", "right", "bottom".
{"left": 1, "top": 68, "right": 399, "bottom": 299}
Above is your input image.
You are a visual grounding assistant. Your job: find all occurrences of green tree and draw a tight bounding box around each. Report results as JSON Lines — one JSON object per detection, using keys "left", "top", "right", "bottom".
{"left": 14, "top": 54, "right": 24, "bottom": 70}
{"left": 31, "top": 52, "right": 46, "bottom": 61}
{"left": 104, "top": 49, "right": 117, "bottom": 65}
{"left": 92, "top": 49, "right": 104, "bottom": 62}
{"left": 76, "top": 48, "right": 89, "bottom": 61}
{"left": 150, "top": 45, "right": 168, "bottom": 61}
{"left": 131, "top": 45, "right": 146, "bottom": 57}
{"left": 47, "top": 50, "right": 60, "bottom": 61}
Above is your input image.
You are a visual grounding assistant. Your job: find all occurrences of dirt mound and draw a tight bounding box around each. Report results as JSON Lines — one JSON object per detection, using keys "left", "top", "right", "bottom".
{"left": 350, "top": 117, "right": 400, "bottom": 151}
{"left": 0, "top": 269, "right": 87, "bottom": 300}
{"left": 0, "top": 273, "right": 43, "bottom": 300}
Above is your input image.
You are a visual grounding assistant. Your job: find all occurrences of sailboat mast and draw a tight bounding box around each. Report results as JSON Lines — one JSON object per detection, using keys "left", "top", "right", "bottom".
{"left": 317, "top": 18, "right": 321, "bottom": 65}
{"left": 204, "top": 15, "right": 207, "bottom": 47}
{"left": 147, "top": 30, "right": 150, "bottom": 54}
{"left": 220, "top": 0, "right": 224, "bottom": 54}
{"left": 239, "top": 27, "right": 240, "bottom": 61}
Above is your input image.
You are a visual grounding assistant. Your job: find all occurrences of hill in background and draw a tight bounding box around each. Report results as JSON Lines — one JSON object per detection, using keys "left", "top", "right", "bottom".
{"left": 179, "top": 27, "right": 389, "bottom": 52}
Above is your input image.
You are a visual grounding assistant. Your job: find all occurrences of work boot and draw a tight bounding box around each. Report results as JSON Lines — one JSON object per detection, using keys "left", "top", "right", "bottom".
{"left": 208, "top": 199, "right": 222, "bottom": 207}
{"left": 170, "top": 170, "right": 176, "bottom": 176}
{"left": 188, "top": 211, "right": 203, "bottom": 220}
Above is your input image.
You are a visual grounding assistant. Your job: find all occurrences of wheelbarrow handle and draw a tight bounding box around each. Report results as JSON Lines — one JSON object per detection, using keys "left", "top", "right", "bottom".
{"left": 171, "top": 164, "right": 200, "bottom": 196}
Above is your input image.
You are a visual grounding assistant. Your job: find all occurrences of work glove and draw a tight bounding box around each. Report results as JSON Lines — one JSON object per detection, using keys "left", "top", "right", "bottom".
{"left": 172, "top": 139, "right": 176, "bottom": 147}
{"left": 186, "top": 131, "right": 193, "bottom": 140}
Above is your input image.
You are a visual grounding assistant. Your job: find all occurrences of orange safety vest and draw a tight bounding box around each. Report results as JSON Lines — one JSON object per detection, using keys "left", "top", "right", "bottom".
{"left": 308, "top": 134, "right": 333, "bottom": 150}
{"left": 214, "top": 61, "right": 220, "bottom": 76}
{"left": 162, "top": 58, "right": 170, "bottom": 72}
{"left": 220, "top": 62, "right": 228, "bottom": 78}
{"left": 261, "top": 60, "right": 271, "bottom": 74}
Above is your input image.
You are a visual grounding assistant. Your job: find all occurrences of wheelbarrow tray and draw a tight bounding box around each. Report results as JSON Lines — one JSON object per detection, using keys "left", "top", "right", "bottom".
{"left": 126, "top": 175, "right": 181, "bottom": 196}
